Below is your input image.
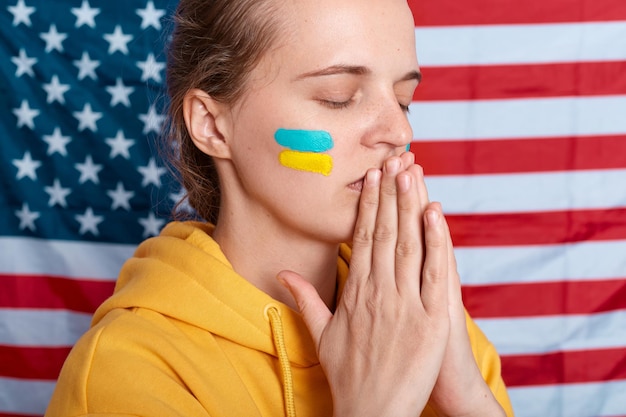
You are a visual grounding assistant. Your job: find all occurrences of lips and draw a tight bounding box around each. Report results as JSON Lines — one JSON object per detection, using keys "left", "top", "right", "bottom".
{"left": 347, "top": 177, "right": 364, "bottom": 192}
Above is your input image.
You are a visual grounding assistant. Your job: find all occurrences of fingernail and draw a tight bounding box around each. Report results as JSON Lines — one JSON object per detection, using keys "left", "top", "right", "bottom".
{"left": 366, "top": 169, "right": 381, "bottom": 186}
{"left": 425, "top": 209, "right": 439, "bottom": 226}
{"left": 397, "top": 173, "right": 411, "bottom": 192}
{"left": 385, "top": 158, "right": 400, "bottom": 174}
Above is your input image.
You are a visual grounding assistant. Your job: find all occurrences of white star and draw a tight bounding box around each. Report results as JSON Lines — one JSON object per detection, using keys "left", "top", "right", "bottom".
{"left": 104, "top": 25, "right": 133, "bottom": 55}
{"left": 105, "top": 77, "right": 134, "bottom": 107}
{"left": 136, "top": 1, "right": 166, "bottom": 30}
{"left": 11, "top": 48, "right": 37, "bottom": 77}
{"left": 12, "top": 151, "right": 42, "bottom": 180}
{"left": 42, "top": 75, "right": 70, "bottom": 104}
{"left": 15, "top": 203, "right": 40, "bottom": 232}
{"left": 40, "top": 24, "right": 67, "bottom": 53}
{"left": 70, "top": 0, "right": 100, "bottom": 28}
{"left": 44, "top": 178, "right": 71, "bottom": 208}
{"left": 75, "top": 207, "right": 104, "bottom": 236}
{"left": 138, "top": 105, "right": 165, "bottom": 134}
{"left": 12, "top": 100, "right": 40, "bottom": 129}
{"left": 105, "top": 130, "right": 135, "bottom": 159}
{"left": 138, "top": 212, "right": 166, "bottom": 237}
{"left": 73, "top": 51, "right": 100, "bottom": 80}
{"left": 137, "top": 53, "right": 165, "bottom": 83}
{"left": 169, "top": 187, "right": 194, "bottom": 213}
{"left": 138, "top": 157, "right": 167, "bottom": 187}
{"left": 73, "top": 103, "right": 102, "bottom": 132}
{"left": 42, "top": 127, "right": 71, "bottom": 156}
{"left": 75, "top": 155, "right": 103, "bottom": 184}
{"left": 8, "top": 0, "right": 35, "bottom": 27}
{"left": 107, "top": 182, "right": 135, "bottom": 210}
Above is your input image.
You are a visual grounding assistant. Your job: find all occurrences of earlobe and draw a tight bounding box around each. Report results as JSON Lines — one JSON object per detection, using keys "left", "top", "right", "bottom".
{"left": 183, "top": 89, "right": 233, "bottom": 159}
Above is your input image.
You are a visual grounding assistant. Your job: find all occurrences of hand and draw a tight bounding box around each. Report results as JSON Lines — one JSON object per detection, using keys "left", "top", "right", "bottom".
{"left": 427, "top": 219, "right": 506, "bottom": 417}
{"left": 278, "top": 153, "right": 452, "bottom": 417}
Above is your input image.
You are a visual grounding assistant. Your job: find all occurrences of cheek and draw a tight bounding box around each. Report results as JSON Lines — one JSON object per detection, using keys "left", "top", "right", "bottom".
{"left": 274, "top": 128, "right": 335, "bottom": 176}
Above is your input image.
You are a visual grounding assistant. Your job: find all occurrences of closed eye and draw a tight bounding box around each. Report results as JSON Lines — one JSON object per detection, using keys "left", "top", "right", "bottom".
{"left": 319, "top": 99, "right": 353, "bottom": 109}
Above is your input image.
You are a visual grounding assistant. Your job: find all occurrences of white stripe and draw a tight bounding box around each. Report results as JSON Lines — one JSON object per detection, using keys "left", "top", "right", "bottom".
{"left": 425, "top": 169, "right": 626, "bottom": 214}
{"left": 414, "top": 21, "right": 626, "bottom": 66}
{"left": 476, "top": 310, "right": 626, "bottom": 355}
{"left": 456, "top": 239, "right": 626, "bottom": 285}
{"left": 0, "top": 309, "right": 91, "bottom": 346}
{"left": 0, "top": 236, "right": 135, "bottom": 280}
{"left": 508, "top": 380, "right": 626, "bottom": 417}
{"left": 408, "top": 95, "right": 626, "bottom": 141}
{"left": 0, "top": 377, "right": 55, "bottom": 415}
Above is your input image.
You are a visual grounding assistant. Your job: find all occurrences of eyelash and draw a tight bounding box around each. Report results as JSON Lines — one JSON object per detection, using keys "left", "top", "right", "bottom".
{"left": 319, "top": 99, "right": 411, "bottom": 114}
{"left": 320, "top": 99, "right": 353, "bottom": 109}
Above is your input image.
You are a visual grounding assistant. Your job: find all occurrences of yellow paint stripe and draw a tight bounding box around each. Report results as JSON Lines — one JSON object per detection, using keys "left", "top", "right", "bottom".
{"left": 279, "top": 150, "right": 333, "bottom": 176}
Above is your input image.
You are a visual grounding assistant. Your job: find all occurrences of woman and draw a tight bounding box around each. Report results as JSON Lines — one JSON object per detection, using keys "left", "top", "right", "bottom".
{"left": 46, "top": 0, "right": 514, "bottom": 415}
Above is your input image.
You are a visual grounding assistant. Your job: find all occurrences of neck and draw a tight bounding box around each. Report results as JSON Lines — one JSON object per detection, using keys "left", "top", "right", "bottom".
{"left": 212, "top": 210, "right": 339, "bottom": 312}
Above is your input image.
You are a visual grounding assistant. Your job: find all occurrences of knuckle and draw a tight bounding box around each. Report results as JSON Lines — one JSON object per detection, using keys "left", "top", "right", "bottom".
{"left": 423, "top": 264, "right": 447, "bottom": 284}
{"left": 364, "top": 287, "right": 384, "bottom": 312}
{"left": 360, "top": 192, "right": 379, "bottom": 208}
{"left": 424, "top": 230, "right": 446, "bottom": 249}
{"left": 395, "top": 239, "right": 419, "bottom": 258}
{"left": 352, "top": 224, "right": 373, "bottom": 246}
{"left": 380, "top": 182, "right": 397, "bottom": 197}
{"left": 373, "top": 224, "right": 395, "bottom": 243}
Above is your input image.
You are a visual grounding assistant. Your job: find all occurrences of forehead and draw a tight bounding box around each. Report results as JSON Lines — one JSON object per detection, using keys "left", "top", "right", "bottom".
{"left": 269, "top": 0, "right": 418, "bottom": 73}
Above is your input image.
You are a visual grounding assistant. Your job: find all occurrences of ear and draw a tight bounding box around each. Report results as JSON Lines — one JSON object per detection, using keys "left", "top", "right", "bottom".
{"left": 183, "top": 89, "right": 233, "bottom": 159}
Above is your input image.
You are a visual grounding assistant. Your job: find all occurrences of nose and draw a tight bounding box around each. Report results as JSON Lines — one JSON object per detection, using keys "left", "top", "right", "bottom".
{"left": 361, "top": 96, "right": 413, "bottom": 150}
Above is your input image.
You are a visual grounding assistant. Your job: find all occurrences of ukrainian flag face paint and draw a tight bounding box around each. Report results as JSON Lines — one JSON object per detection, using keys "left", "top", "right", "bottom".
{"left": 274, "top": 129, "right": 334, "bottom": 176}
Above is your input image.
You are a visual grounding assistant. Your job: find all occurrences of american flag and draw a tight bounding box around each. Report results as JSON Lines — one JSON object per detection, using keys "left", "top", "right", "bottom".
{"left": 408, "top": 0, "right": 626, "bottom": 416}
{"left": 1, "top": 0, "right": 180, "bottom": 415}
{"left": 0, "top": 0, "right": 624, "bottom": 416}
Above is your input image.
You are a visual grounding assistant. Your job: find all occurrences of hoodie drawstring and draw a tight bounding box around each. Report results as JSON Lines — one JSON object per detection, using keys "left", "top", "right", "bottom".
{"left": 266, "top": 305, "right": 296, "bottom": 417}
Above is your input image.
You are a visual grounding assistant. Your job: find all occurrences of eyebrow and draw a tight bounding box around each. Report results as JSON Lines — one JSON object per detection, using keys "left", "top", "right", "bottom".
{"left": 295, "top": 65, "right": 422, "bottom": 84}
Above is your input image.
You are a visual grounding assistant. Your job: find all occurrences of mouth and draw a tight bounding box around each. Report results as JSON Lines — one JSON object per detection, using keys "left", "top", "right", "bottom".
{"left": 347, "top": 177, "right": 364, "bottom": 192}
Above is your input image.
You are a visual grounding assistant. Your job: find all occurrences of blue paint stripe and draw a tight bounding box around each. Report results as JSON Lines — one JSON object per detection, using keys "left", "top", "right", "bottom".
{"left": 274, "top": 129, "right": 333, "bottom": 152}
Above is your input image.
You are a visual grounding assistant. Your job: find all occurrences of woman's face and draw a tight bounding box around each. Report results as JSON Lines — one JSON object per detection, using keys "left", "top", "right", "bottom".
{"left": 221, "top": 0, "right": 420, "bottom": 243}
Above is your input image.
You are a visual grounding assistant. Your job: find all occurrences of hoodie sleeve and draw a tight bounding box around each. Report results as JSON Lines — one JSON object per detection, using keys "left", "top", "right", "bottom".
{"left": 465, "top": 311, "right": 515, "bottom": 416}
{"left": 45, "top": 308, "right": 214, "bottom": 417}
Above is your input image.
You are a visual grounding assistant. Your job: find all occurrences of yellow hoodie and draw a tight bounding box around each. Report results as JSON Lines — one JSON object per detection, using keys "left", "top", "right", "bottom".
{"left": 46, "top": 221, "right": 514, "bottom": 417}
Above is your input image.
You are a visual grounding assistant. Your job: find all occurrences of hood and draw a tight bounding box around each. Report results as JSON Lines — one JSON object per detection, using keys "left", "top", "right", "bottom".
{"left": 92, "top": 221, "right": 351, "bottom": 368}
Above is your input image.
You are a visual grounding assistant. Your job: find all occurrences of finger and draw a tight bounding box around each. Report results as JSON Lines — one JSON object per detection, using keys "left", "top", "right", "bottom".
{"left": 420, "top": 202, "right": 449, "bottom": 316}
{"left": 349, "top": 168, "right": 381, "bottom": 278}
{"left": 400, "top": 150, "right": 415, "bottom": 170}
{"left": 277, "top": 270, "right": 332, "bottom": 348}
{"left": 443, "top": 216, "right": 463, "bottom": 304}
{"left": 411, "top": 163, "right": 429, "bottom": 212}
{"left": 442, "top": 215, "right": 468, "bottom": 329}
{"left": 394, "top": 170, "right": 423, "bottom": 295}
{"left": 370, "top": 156, "right": 402, "bottom": 283}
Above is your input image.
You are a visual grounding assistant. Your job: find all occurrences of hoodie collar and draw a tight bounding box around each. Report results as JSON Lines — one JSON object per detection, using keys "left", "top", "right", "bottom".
{"left": 93, "top": 221, "right": 351, "bottom": 368}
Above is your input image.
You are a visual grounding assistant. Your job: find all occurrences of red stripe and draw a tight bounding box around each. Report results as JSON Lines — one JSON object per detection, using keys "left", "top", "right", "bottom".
{"left": 408, "top": 0, "right": 626, "bottom": 26}
{"left": 0, "top": 414, "right": 40, "bottom": 417}
{"left": 414, "top": 62, "right": 626, "bottom": 101}
{"left": 447, "top": 208, "right": 626, "bottom": 247}
{"left": 410, "top": 135, "right": 626, "bottom": 175}
{"left": 0, "top": 274, "right": 114, "bottom": 313}
{"left": 0, "top": 345, "right": 70, "bottom": 380}
{"left": 501, "top": 347, "right": 626, "bottom": 387}
{"left": 462, "top": 279, "right": 626, "bottom": 318}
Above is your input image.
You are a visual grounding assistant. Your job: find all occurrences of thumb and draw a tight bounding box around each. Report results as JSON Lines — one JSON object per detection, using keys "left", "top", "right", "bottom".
{"left": 277, "top": 270, "right": 332, "bottom": 348}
